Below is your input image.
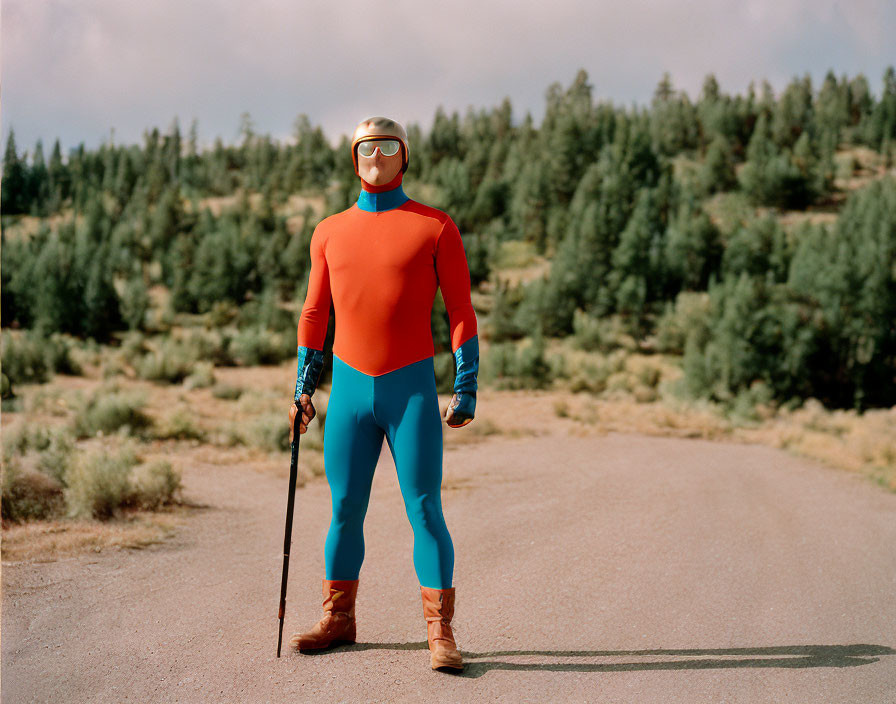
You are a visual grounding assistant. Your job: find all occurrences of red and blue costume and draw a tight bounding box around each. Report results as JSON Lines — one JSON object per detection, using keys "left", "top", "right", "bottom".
{"left": 294, "top": 169, "right": 479, "bottom": 589}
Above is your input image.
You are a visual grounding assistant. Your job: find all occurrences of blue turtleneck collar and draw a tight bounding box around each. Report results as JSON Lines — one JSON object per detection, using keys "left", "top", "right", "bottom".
{"left": 357, "top": 184, "right": 410, "bottom": 212}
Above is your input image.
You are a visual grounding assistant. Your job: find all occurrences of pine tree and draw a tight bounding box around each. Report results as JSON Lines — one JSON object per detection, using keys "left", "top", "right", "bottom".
{"left": 698, "top": 134, "right": 737, "bottom": 194}
{"left": 650, "top": 72, "right": 699, "bottom": 157}
{"left": 814, "top": 70, "right": 850, "bottom": 143}
{"left": 120, "top": 274, "right": 150, "bottom": 330}
{"left": 608, "top": 188, "right": 666, "bottom": 335}
{"left": 47, "top": 139, "right": 69, "bottom": 211}
{"left": 487, "top": 278, "right": 523, "bottom": 341}
{"left": 28, "top": 140, "right": 50, "bottom": 216}
{"left": 2, "top": 129, "right": 29, "bottom": 214}
{"left": 722, "top": 214, "right": 790, "bottom": 282}
{"left": 664, "top": 199, "right": 723, "bottom": 293}
{"left": 771, "top": 74, "right": 814, "bottom": 150}
{"left": 864, "top": 66, "right": 896, "bottom": 150}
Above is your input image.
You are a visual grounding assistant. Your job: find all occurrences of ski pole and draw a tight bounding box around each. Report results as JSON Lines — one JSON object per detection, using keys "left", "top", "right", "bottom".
{"left": 277, "top": 400, "right": 302, "bottom": 657}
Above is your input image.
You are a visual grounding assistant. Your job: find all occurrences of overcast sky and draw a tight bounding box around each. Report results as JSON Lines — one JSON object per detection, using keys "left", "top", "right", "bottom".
{"left": 2, "top": 0, "right": 894, "bottom": 157}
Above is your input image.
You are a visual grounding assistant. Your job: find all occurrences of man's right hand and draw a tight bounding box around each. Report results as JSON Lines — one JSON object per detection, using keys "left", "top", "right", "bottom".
{"left": 289, "top": 394, "right": 316, "bottom": 444}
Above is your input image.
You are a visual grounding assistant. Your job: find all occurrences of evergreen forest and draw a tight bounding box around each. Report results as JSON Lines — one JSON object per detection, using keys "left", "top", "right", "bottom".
{"left": 3, "top": 68, "right": 895, "bottom": 412}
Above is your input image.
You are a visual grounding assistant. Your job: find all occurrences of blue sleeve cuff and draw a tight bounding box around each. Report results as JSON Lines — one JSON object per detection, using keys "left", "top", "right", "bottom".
{"left": 295, "top": 346, "right": 325, "bottom": 400}
{"left": 453, "top": 334, "right": 479, "bottom": 395}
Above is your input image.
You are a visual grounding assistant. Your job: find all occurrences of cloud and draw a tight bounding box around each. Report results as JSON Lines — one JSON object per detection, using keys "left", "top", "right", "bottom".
{"left": 2, "top": 0, "right": 893, "bottom": 156}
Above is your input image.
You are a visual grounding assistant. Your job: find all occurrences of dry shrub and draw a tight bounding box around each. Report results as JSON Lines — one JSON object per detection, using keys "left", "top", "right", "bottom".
{"left": 154, "top": 407, "right": 206, "bottom": 441}
{"left": 63, "top": 445, "right": 138, "bottom": 520}
{"left": 131, "top": 460, "right": 182, "bottom": 510}
{"left": 63, "top": 444, "right": 183, "bottom": 520}
{"left": 1, "top": 457, "right": 66, "bottom": 523}
{"left": 71, "top": 388, "right": 152, "bottom": 439}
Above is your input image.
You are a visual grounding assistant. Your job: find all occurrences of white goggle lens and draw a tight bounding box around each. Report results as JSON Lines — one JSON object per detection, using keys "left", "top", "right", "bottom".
{"left": 358, "top": 139, "right": 401, "bottom": 158}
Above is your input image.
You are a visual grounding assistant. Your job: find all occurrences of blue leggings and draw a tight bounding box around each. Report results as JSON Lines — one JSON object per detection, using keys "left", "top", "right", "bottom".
{"left": 322, "top": 354, "right": 454, "bottom": 589}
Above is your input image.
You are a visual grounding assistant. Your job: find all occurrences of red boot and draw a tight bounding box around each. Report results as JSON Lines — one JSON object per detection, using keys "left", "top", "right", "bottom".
{"left": 420, "top": 586, "right": 464, "bottom": 670}
{"left": 289, "top": 579, "right": 358, "bottom": 651}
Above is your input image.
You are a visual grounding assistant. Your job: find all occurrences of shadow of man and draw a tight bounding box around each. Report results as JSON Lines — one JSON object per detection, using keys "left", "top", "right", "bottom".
{"left": 307, "top": 642, "right": 895, "bottom": 679}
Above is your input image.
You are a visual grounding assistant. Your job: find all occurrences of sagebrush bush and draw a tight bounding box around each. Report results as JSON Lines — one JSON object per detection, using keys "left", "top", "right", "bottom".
{"left": 186, "top": 328, "right": 236, "bottom": 367}
{"left": 571, "top": 309, "right": 605, "bottom": 351}
{"left": 71, "top": 388, "right": 153, "bottom": 438}
{"left": 37, "top": 428, "right": 77, "bottom": 486}
{"left": 1, "top": 456, "right": 66, "bottom": 522}
{"left": 571, "top": 313, "right": 638, "bottom": 354}
{"left": 566, "top": 359, "right": 610, "bottom": 393}
{"left": 1, "top": 329, "right": 50, "bottom": 385}
{"left": 3, "top": 424, "right": 53, "bottom": 456}
{"left": 3, "top": 431, "right": 181, "bottom": 522}
{"left": 0, "top": 330, "right": 83, "bottom": 388}
{"left": 64, "top": 445, "right": 139, "bottom": 520}
{"left": 184, "top": 361, "right": 215, "bottom": 389}
{"left": 236, "top": 290, "right": 295, "bottom": 331}
{"left": 725, "top": 380, "right": 775, "bottom": 426}
{"left": 606, "top": 371, "right": 633, "bottom": 393}
{"left": 480, "top": 334, "right": 552, "bottom": 390}
{"left": 135, "top": 337, "right": 198, "bottom": 384}
{"left": 226, "top": 406, "right": 326, "bottom": 452}
{"left": 229, "top": 327, "right": 293, "bottom": 366}
{"left": 131, "top": 459, "right": 182, "bottom": 510}
{"left": 518, "top": 331, "right": 553, "bottom": 386}
{"left": 44, "top": 333, "right": 83, "bottom": 376}
{"left": 119, "top": 330, "right": 150, "bottom": 365}
{"left": 654, "top": 292, "right": 712, "bottom": 355}
{"left": 628, "top": 357, "right": 663, "bottom": 389}
{"left": 154, "top": 407, "right": 206, "bottom": 441}
{"left": 205, "top": 301, "right": 239, "bottom": 329}
{"left": 249, "top": 412, "right": 294, "bottom": 452}
{"left": 101, "top": 356, "right": 128, "bottom": 380}
{"left": 211, "top": 384, "right": 243, "bottom": 400}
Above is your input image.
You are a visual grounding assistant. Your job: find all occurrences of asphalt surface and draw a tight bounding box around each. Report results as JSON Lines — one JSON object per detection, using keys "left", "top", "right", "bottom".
{"left": 3, "top": 431, "right": 896, "bottom": 703}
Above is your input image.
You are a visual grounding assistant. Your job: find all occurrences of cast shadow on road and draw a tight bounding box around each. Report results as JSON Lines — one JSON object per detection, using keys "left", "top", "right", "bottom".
{"left": 308, "top": 642, "right": 895, "bottom": 678}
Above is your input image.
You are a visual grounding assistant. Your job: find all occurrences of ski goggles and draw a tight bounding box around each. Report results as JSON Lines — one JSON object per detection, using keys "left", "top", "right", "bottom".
{"left": 356, "top": 138, "right": 402, "bottom": 158}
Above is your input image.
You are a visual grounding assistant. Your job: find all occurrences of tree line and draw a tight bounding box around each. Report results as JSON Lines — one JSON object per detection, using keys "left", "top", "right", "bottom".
{"left": 3, "top": 67, "right": 895, "bottom": 410}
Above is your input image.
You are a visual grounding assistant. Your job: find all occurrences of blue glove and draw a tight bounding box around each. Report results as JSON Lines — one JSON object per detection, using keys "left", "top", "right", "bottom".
{"left": 294, "top": 346, "right": 325, "bottom": 401}
{"left": 447, "top": 335, "right": 478, "bottom": 427}
{"left": 453, "top": 334, "right": 479, "bottom": 395}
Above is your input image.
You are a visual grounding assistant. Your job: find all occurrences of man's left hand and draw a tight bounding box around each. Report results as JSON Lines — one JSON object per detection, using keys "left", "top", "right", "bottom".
{"left": 444, "top": 391, "right": 476, "bottom": 428}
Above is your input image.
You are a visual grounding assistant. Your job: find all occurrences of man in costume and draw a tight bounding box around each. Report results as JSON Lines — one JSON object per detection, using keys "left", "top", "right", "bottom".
{"left": 286, "top": 116, "right": 479, "bottom": 671}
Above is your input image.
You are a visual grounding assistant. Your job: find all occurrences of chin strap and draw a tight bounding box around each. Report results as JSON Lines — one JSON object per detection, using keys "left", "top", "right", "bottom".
{"left": 295, "top": 346, "right": 326, "bottom": 400}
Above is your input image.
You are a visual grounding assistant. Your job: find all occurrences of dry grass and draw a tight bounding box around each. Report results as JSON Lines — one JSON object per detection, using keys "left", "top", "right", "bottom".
{"left": 0, "top": 508, "right": 189, "bottom": 563}
{"left": 732, "top": 401, "right": 896, "bottom": 491}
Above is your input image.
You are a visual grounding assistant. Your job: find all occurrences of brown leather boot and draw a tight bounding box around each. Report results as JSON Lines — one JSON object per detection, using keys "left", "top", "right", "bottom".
{"left": 420, "top": 586, "right": 464, "bottom": 670}
{"left": 289, "top": 579, "right": 358, "bottom": 651}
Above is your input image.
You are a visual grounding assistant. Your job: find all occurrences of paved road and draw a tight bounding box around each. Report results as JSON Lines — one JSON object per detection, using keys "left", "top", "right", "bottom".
{"left": 3, "top": 432, "right": 895, "bottom": 703}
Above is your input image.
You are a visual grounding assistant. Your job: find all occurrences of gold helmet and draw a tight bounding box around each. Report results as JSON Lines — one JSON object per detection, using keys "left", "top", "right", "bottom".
{"left": 351, "top": 116, "right": 409, "bottom": 175}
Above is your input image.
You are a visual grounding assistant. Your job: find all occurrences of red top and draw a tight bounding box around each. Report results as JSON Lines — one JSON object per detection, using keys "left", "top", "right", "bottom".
{"left": 296, "top": 198, "right": 478, "bottom": 376}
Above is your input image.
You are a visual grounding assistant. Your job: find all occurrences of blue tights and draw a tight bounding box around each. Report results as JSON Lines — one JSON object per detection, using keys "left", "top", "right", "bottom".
{"left": 322, "top": 354, "right": 454, "bottom": 589}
